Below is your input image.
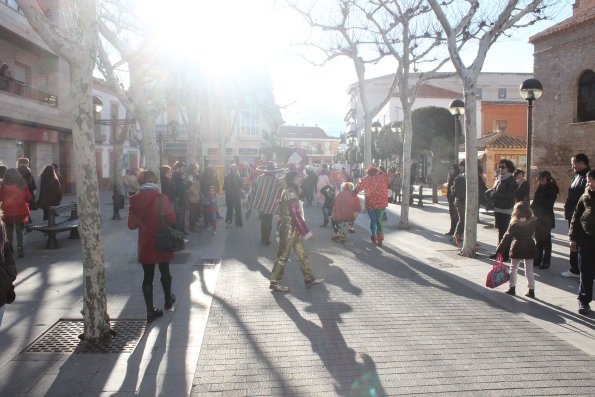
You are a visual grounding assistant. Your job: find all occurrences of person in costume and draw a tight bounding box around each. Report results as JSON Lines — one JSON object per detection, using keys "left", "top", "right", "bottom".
{"left": 245, "top": 162, "right": 284, "bottom": 245}
{"left": 270, "top": 172, "right": 324, "bottom": 293}
{"left": 331, "top": 182, "right": 361, "bottom": 242}
{"left": 353, "top": 165, "right": 389, "bottom": 246}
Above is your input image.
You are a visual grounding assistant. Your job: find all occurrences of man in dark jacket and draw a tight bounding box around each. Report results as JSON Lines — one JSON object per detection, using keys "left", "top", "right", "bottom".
{"left": 562, "top": 153, "right": 591, "bottom": 278}
{"left": 223, "top": 164, "right": 243, "bottom": 228}
{"left": 569, "top": 169, "right": 595, "bottom": 314}
{"left": 451, "top": 160, "right": 466, "bottom": 247}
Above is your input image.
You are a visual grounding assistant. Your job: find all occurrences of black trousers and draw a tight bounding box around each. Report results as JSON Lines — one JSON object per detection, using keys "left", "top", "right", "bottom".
{"left": 142, "top": 262, "right": 171, "bottom": 286}
{"left": 448, "top": 200, "right": 459, "bottom": 234}
{"left": 494, "top": 212, "right": 511, "bottom": 258}
{"left": 535, "top": 233, "right": 552, "bottom": 267}
{"left": 578, "top": 242, "right": 595, "bottom": 305}
{"left": 225, "top": 196, "right": 243, "bottom": 227}
{"left": 568, "top": 220, "right": 580, "bottom": 273}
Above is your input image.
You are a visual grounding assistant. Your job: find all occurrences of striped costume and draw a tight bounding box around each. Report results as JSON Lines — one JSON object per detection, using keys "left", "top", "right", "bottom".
{"left": 245, "top": 173, "right": 284, "bottom": 244}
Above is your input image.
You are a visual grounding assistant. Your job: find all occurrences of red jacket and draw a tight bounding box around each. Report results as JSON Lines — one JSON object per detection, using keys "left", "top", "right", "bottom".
{"left": 354, "top": 172, "right": 389, "bottom": 210}
{"left": 0, "top": 184, "right": 32, "bottom": 222}
{"left": 128, "top": 188, "right": 177, "bottom": 264}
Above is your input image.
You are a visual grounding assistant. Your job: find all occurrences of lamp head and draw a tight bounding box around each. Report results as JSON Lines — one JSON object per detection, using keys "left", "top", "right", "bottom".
{"left": 520, "top": 78, "right": 543, "bottom": 101}
{"left": 92, "top": 95, "right": 103, "bottom": 113}
{"left": 371, "top": 121, "right": 382, "bottom": 133}
{"left": 448, "top": 99, "right": 465, "bottom": 116}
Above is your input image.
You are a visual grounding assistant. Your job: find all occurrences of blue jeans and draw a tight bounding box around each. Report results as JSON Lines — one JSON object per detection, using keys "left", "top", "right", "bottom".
{"left": 578, "top": 242, "right": 595, "bottom": 305}
{"left": 367, "top": 209, "right": 384, "bottom": 239}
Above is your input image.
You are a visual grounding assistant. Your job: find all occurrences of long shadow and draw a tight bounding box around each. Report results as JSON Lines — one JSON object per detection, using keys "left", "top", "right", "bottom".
{"left": 274, "top": 289, "right": 387, "bottom": 397}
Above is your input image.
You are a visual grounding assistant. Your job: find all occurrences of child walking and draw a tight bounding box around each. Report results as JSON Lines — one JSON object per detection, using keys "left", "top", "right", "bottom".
{"left": 319, "top": 184, "right": 336, "bottom": 228}
{"left": 331, "top": 182, "right": 361, "bottom": 242}
{"left": 203, "top": 186, "right": 218, "bottom": 234}
{"left": 496, "top": 201, "right": 537, "bottom": 298}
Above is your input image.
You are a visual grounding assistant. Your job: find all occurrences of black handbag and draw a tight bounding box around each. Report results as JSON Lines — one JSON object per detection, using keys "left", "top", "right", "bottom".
{"left": 155, "top": 196, "right": 185, "bottom": 252}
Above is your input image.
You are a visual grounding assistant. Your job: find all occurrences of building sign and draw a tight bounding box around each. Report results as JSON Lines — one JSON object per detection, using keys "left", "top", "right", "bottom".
{"left": 238, "top": 148, "right": 258, "bottom": 156}
{"left": 0, "top": 122, "right": 59, "bottom": 143}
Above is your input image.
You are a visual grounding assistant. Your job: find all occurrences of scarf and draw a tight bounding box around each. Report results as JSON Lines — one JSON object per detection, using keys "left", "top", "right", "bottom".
{"left": 139, "top": 183, "right": 161, "bottom": 192}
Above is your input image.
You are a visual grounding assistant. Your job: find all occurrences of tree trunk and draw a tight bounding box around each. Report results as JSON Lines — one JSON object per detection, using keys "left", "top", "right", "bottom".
{"left": 461, "top": 82, "right": 479, "bottom": 257}
{"left": 399, "top": 102, "right": 413, "bottom": 229}
{"left": 70, "top": 43, "right": 111, "bottom": 343}
{"left": 135, "top": 107, "right": 160, "bottom": 173}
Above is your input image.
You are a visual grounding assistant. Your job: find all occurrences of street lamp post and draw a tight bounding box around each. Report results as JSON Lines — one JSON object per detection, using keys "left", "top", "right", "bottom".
{"left": 390, "top": 121, "right": 403, "bottom": 167}
{"left": 449, "top": 99, "right": 465, "bottom": 164}
{"left": 520, "top": 78, "right": 543, "bottom": 186}
{"left": 371, "top": 121, "right": 382, "bottom": 165}
{"left": 93, "top": 95, "right": 134, "bottom": 220}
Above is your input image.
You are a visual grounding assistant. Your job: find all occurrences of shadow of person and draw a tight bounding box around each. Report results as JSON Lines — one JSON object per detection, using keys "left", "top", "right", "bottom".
{"left": 274, "top": 289, "right": 387, "bottom": 397}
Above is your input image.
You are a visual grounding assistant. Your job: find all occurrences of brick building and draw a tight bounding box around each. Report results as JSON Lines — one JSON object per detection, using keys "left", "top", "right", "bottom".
{"left": 529, "top": 0, "right": 595, "bottom": 202}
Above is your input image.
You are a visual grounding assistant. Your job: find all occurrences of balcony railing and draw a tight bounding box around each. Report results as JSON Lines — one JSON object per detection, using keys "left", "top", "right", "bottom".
{"left": 0, "top": 76, "right": 58, "bottom": 107}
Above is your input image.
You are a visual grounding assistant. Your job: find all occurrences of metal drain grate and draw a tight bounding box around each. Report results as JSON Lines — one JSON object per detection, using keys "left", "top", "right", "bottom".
{"left": 22, "top": 320, "right": 146, "bottom": 354}
{"left": 171, "top": 252, "right": 191, "bottom": 264}
{"left": 436, "top": 249, "right": 470, "bottom": 260}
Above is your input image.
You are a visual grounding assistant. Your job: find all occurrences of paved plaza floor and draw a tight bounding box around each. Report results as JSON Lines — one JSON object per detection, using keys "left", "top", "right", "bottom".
{"left": 0, "top": 190, "right": 594, "bottom": 396}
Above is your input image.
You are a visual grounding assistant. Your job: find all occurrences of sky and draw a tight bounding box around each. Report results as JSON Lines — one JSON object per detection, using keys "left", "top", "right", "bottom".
{"left": 140, "top": 0, "right": 574, "bottom": 137}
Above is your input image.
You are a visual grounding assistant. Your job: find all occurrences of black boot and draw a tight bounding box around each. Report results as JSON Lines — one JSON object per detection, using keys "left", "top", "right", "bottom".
{"left": 525, "top": 289, "right": 535, "bottom": 298}
{"left": 142, "top": 284, "right": 163, "bottom": 322}
{"left": 505, "top": 287, "right": 516, "bottom": 296}
{"left": 160, "top": 277, "right": 176, "bottom": 310}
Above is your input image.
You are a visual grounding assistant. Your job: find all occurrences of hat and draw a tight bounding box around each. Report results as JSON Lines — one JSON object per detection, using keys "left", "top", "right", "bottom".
{"left": 256, "top": 161, "right": 285, "bottom": 174}
{"left": 367, "top": 165, "right": 378, "bottom": 173}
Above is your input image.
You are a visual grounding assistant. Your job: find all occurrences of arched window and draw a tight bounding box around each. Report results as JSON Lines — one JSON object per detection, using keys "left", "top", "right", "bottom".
{"left": 577, "top": 70, "right": 595, "bottom": 122}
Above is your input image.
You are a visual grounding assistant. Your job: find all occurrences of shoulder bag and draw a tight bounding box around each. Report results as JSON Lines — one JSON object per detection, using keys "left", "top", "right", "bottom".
{"left": 155, "top": 195, "right": 185, "bottom": 252}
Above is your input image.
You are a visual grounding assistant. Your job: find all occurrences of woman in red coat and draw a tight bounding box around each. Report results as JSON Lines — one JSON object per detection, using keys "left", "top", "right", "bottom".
{"left": 128, "top": 170, "right": 177, "bottom": 322}
{"left": 0, "top": 168, "right": 32, "bottom": 258}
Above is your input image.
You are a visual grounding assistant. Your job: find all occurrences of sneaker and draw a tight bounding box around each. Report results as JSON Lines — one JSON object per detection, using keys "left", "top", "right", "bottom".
{"left": 269, "top": 282, "right": 290, "bottom": 293}
{"left": 348, "top": 228, "right": 355, "bottom": 233}
{"left": 331, "top": 235, "right": 341, "bottom": 241}
{"left": 578, "top": 302, "right": 591, "bottom": 315}
{"left": 305, "top": 276, "right": 324, "bottom": 288}
{"left": 561, "top": 271, "right": 580, "bottom": 278}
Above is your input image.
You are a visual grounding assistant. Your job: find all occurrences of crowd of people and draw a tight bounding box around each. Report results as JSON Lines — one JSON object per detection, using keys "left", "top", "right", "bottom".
{"left": 1, "top": 151, "right": 593, "bottom": 324}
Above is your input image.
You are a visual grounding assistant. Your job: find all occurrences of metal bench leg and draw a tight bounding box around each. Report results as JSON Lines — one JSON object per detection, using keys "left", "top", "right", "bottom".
{"left": 69, "top": 228, "right": 80, "bottom": 239}
{"left": 46, "top": 233, "right": 59, "bottom": 249}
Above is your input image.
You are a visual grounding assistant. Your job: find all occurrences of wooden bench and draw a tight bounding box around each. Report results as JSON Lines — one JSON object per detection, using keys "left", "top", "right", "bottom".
{"left": 26, "top": 202, "right": 80, "bottom": 249}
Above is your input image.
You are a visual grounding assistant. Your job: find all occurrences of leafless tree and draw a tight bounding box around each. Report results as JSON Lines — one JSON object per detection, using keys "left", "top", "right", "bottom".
{"left": 17, "top": 0, "right": 111, "bottom": 341}
{"left": 427, "top": 0, "right": 561, "bottom": 256}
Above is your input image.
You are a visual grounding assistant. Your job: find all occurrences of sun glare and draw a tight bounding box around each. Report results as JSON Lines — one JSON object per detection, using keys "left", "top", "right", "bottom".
{"left": 139, "top": 0, "right": 285, "bottom": 74}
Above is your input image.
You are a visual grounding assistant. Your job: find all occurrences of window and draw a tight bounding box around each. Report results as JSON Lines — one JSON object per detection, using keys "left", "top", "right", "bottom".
{"left": 493, "top": 120, "right": 508, "bottom": 133}
{"left": 498, "top": 88, "right": 507, "bottom": 99}
{"left": 239, "top": 109, "right": 261, "bottom": 137}
{"left": 577, "top": 70, "right": 595, "bottom": 122}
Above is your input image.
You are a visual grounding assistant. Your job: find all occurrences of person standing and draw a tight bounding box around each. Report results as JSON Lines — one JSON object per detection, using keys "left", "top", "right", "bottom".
{"left": 270, "top": 171, "right": 323, "bottom": 293}
{"left": 245, "top": 162, "right": 284, "bottom": 245}
{"left": 0, "top": 210, "right": 17, "bottom": 327}
{"left": 316, "top": 164, "right": 331, "bottom": 206}
{"left": 569, "top": 169, "right": 595, "bottom": 315}
{"left": 531, "top": 171, "right": 559, "bottom": 269}
{"left": 223, "top": 164, "right": 243, "bottom": 228}
{"left": 36, "top": 165, "right": 62, "bottom": 221}
{"left": 451, "top": 160, "right": 466, "bottom": 248}
{"left": 445, "top": 164, "right": 460, "bottom": 236}
{"left": 489, "top": 159, "right": 517, "bottom": 261}
{"left": 171, "top": 162, "right": 190, "bottom": 233}
{"left": 496, "top": 202, "right": 537, "bottom": 298}
{"left": 331, "top": 181, "right": 361, "bottom": 242}
{"left": 17, "top": 158, "right": 36, "bottom": 224}
{"left": 562, "top": 153, "right": 591, "bottom": 278}
{"left": 186, "top": 163, "right": 202, "bottom": 232}
{"left": 128, "top": 170, "right": 176, "bottom": 323}
{"left": 302, "top": 168, "right": 318, "bottom": 207}
{"left": 0, "top": 169, "right": 32, "bottom": 258}
{"left": 514, "top": 169, "right": 530, "bottom": 203}
{"left": 353, "top": 165, "right": 389, "bottom": 246}
{"left": 319, "top": 184, "right": 336, "bottom": 228}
